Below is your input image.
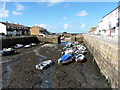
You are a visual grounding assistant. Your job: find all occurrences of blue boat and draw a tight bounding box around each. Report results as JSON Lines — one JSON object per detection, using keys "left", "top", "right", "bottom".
{"left": 58, "top": 54, "right": 73, "bottom": 64}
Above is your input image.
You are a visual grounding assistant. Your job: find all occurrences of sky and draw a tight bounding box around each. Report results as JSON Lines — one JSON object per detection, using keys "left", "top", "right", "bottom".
{"left": 0, "top": 1, "right": 118, "bottom": 33}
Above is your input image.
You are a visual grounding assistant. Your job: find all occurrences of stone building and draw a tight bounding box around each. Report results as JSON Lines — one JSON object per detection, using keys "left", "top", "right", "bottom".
{"left": 0, "top": 21, "right": 30, "bottom": 35}
{"left": 96, "top": 6, "right": 120, "bottom": 36}
{"left": 30, "top": 26, "right": 50, "bottom": 36}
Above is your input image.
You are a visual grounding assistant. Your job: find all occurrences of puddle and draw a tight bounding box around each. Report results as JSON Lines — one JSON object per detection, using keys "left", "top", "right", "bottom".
{"left": 39, "top": 54, "right": 47, "bottom": 59}
{"left": 39, "top": 65, "right": 53, "bottom": 88}
{"left": 60, "top": 41, "right": 70, "bottom": 45}
{"left": 58, "top": 49, "right": 61, "bottom": 51}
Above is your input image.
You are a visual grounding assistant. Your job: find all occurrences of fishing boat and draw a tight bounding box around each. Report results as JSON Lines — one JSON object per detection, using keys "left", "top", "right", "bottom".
{"left": 75, "top": 54, "right": 85, "bottom": 62}
{"left": 58, "top": 54, "right": 73, "bottom": 65}
{"left": 1, "top": 48, "right": 17, "bottom": 55}
{"left": 35, "top": 60, "right": 53, "bottom": 70}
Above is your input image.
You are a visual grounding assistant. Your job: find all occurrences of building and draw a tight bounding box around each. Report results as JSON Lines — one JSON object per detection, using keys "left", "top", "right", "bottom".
{"left": 30, "top": 26, "right": 50, "bottom": 36}
{"left": 88, "top": 27, "right": 97, "bottom": 34}
{"left": 0, "top": 21, "right": 30, "bottom": 35}
{"left": 96, "top": 6, "right": 120, "bottom": 36}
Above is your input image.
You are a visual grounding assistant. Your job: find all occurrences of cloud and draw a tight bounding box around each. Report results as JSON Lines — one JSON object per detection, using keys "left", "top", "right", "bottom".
{"left": 15, "top": 3, "right": 25, "bottom": 11}
{"left": 64, "top": 24, "right": 71, "bottom": 29}
{"left": 63, "top": 16, "right": 67, "bottom": 20}
{"left": 47, "top": 0, "right": 64, "bottom": 6}
{"left": 12, "top": 11, "right": 22, "bottom": 15}
{"left": 76, "top": 10, "right": 88, "bottom": 16}
{"left": 80, "top": 24, "right": 86, "bottom": 28}
{"left": 0, "top": 2, "right": 9, "bottom": 18}
{"left": 39, "top": 24, "right": 53, "bottom": 30}
{"left": 0, "top": 9, "right": 9, "bottom": 18}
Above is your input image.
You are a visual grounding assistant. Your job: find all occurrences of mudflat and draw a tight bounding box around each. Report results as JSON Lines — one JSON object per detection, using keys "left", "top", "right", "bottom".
{"left": 2, "top": 43, "right": 110, "bottom": 88}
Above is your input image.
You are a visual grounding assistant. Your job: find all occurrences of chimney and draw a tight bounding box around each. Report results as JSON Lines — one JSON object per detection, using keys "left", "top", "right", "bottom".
{"left": 18, "top": 23, "right": 19, "bottom": 25}
{"left": 6, "top": 21, "right": 8, "bottom": 23}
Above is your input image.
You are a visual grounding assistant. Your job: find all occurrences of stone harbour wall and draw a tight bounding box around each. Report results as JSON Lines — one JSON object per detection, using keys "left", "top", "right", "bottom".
{"left": 70, "top": 35, "right": 84, "bottom": 43}
{"left": 2, "top": 36, "right": 40, "bottom": 49}
{"left": 83, "top": 34, "right": 119, "bottom": 88}
{"left": 37, "top": 35, "right": 61, "bottom": 44}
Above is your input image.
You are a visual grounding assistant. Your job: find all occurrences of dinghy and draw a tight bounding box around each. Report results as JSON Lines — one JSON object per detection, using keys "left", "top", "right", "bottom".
{"left": 1, "top": 48, "right": 17, "bottom": 55}
{"left": 30, "top": 43, "right": 37, "bottom": 46}
{"left": 58, "top": 54, "right": 73, "bottom": 65}
{"left": 24, "top": 44, "right": 31, "bottom": 48}
{"left": 13, "top": 44, "right": 23, "bottom": 49}
{"left": 35, "top": 60, "right": 53, "bottom": 70}
{"left": 75, "top": 54, "right": 85, "bottom": 62}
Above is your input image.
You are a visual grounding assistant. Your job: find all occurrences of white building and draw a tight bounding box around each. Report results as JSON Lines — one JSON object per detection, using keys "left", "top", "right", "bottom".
{"left": 0, "top": 21, "right": 30, "bottom": 35}
{"left": 0, "top": 22, "right": 7, "bottom": 35}
{"left": 96, "top": 6, "right": 120, "bottom": 36}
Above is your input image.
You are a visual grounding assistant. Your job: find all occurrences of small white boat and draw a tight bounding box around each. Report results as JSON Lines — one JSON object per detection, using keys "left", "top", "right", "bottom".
{"left": 65, "top": 48, "right": 73, "bottom": 55}
{"left": 74, "top": 41, "right": 79, "bottom": 45}
{"left": 30, "top": 43, "right": 37, "bottom": 46}
{"left": 76, "top": 45, "right": 86, "bottom": 51}
{"left": 13, "top": 44, "right": 23, "bottom": 49}
{"left": 35, "top": 60, "right": 53, "bottom": 70}
{"left": 66, "top": 42, "right": 73, "bottom": 47}
{"left": 75, "top": 54, "right": 85, "bottom": 62}
{"left": 24, "top": 44, "right": 31, "bottom": 48}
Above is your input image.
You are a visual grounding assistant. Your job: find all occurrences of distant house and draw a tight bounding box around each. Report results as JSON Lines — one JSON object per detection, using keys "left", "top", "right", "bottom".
{"left": 88, "top": 27, "right": 97, "bottom": 35}
{"left": 0, "top": 21, "right": 30, "bottom": 35}
{"left": 96, "top": 6, "right": 120, "bottom": 36}
{"left": 30, "top": 26, "right": 50, "bottom": 36}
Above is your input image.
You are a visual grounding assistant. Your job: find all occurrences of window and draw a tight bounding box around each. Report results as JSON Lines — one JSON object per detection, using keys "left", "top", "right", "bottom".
{"left": 7, "top": 26, "right": 10, "bottom": 28}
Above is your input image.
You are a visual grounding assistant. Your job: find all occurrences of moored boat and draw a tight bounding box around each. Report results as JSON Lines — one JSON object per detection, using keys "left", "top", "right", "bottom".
{"left": 58, "top": 54, "right": 74, "bottom": 65}
{"left": 35, "top": 60, "right": 53, "bottom": 70}
{"left": 1, "top": 48, "right": 17, "bottom": 56}
{"left": 75, "top": 54, "right": 85, "bottom": 62}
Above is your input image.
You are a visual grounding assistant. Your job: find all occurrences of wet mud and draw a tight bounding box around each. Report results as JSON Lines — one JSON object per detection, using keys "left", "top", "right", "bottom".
{"left": 2, "top": 43, "right": 111, "bottom": 88}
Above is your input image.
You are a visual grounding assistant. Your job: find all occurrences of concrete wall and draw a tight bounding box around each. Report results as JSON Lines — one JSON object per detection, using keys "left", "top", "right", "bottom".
{"left": 83, "top": 34, "right": 119, "bottom": 88}
{"left": 37, "top": 35, "right": 61, "bottom": 44}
